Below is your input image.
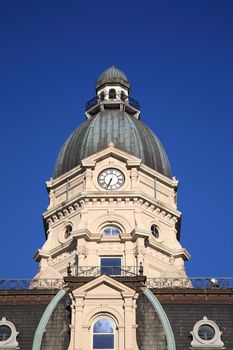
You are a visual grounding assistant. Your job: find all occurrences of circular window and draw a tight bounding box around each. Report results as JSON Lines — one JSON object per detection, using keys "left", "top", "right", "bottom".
{"left": 0, "top": 325, "right": 11, "bottom": 341}
{"left": 191, "top": 316, "right": 224, "bottom": 348}
{"left": 102, "top": 226, "right": 121, "bottom": 237}
{"left": 151, "top": 225, "right": 159, "bottom": 238}
{"left": 198, "top": 324, "right": 215, "bottom": 341}
{"left": 64, "top": 225, "right": 72, "bottom": 239}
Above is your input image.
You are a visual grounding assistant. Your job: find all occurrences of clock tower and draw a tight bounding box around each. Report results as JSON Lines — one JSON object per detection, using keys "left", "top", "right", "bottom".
{"left": 33, "top": 66, "right": 190, "bottom": 284}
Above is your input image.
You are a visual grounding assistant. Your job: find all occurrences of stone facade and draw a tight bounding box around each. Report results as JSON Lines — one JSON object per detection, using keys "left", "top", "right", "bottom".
{"left": 34, "top": 145, "right": 189, "bottom": 282}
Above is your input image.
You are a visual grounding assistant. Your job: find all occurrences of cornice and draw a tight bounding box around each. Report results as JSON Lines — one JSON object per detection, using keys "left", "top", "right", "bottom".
{"left": 34, "top": 239, "right": 76, "bottom": 261}
{"left": 132, "top": 230, "right": 190, "bottom": 260}
{"left": 43, "top": 192, "right": 181, "bottom": 229}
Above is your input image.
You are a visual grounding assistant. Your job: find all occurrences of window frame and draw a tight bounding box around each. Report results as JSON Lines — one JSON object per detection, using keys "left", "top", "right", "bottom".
{"left": 92, "top": 316, "right": 116, "bottom": 350}
{"left": 0, "top": 317, "right": 19, "bottom": 348}
{"left": 190, "top": 316, "right": 224, "bottom": 348}
{"left": 100, "top": 257, "right": 122, "bottom": 276}
{"left": 64, "top": 224, "right": 73, "bottom": 239}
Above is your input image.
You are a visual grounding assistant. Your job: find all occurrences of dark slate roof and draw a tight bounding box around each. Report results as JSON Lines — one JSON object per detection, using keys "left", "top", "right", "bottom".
{"left": 163, "top": 304, "right": 233, "bottom": 350}
{"left": 137, "top": 290, "right": 233, "bottom": 350}
{"left": 136, "top": 293, "right": 167, "bottom": 350}
{"left": 1, "top": 288, "right": 233, "bottom": 350}
{"left": 53, "top": 110, "right": 171, "bottom": 179}
{"left": 96, "top": 66, "right": 130, "bottom": 90}
{"left": 0, "top": 292, "right": 70, "bottom": 350}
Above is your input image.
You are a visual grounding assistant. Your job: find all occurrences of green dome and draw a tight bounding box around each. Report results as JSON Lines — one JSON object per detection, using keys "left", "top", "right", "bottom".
{"left": 96, "top": 66, "right": 130, "bottom": 90}
{"left": 53, "top": 110, "right": 171, "bottom": 179}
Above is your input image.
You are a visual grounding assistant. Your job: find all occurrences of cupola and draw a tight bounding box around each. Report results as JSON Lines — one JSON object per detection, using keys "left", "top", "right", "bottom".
{"left": 53, "top": 67, "right": 171, "bottom": 179}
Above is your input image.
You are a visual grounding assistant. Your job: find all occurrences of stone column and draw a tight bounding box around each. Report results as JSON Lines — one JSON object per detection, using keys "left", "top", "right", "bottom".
{"left": 123, "top": 296, "right": 134, "bottom": 350}
{"left": 74, "top": 296, "right": 85, "bottom": 350}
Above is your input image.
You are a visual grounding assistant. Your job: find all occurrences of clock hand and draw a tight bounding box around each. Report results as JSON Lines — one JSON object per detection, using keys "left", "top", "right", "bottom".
{"left": 107, "top": 177, "right": 113, "bottom": 189}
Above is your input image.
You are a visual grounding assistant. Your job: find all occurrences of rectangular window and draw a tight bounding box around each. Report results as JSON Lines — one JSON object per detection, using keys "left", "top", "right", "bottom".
{"left": 100, "top": 257, "right": 121, "bottom": 276}
{"left": 93, "top": 334, "right": 114, "bottom": 349}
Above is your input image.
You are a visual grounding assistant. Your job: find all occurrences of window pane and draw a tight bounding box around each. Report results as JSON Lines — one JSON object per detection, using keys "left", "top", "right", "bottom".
{"left": 198, "top": 325, "right": 215, "bottom": 340}
{"left": 94, "top": 319, "right": 114, "bottom": 333}
{"left": 65, "top": 225, "right": 72, "bottom": 239}
{"left": 102, "top": 226, "right": 121, "bottom": 236}
{"left": 111, "top": 227, "right": 120, "bottom": 235}
{"left": 103, "top": 227, "right": 111, "bottom": 236}
{"left": 0, "top": 325, "right": 11, "bottom": 341}
{"left": 151, "top": 225, "right": 159, "bottom": 238}
{"left": 93, "top": 334, "right": 114, "bottom": 349}
{"left": 101, "top": 258, "right": 121, "bottom": 275}
{"left": 101, "top": 258, "right": 121, "bottom": 267}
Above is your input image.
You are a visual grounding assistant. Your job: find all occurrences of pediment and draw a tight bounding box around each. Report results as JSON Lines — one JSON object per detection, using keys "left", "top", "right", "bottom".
{"left": 72, "top": 275, "right": 136, "bottom": 298}
{"left": 81, "top": 143, "right": 141, "bottom": 168}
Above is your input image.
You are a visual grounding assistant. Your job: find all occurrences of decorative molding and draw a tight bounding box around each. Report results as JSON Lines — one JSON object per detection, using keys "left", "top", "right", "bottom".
{"left": 134, "top": 246, "right": 146, "bottom": 257}
{"left": 77, "top": 247, "right": 88, "bottom": 258}
{"left": 51, "top": 249, "right": 76, "bottom": 265}
{"left": 44, "top": 194, "right": 180, "bottom": 227}
{"left": 98, "top": 243, "right": 122, "bottom": 251}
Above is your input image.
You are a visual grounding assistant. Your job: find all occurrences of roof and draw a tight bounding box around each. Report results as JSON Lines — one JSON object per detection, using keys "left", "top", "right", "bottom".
{"left": 53, "top": 110, "right": 171, "bottom": 179}
{"left": 96, "top": 66, "right": 131, "bottom": 90}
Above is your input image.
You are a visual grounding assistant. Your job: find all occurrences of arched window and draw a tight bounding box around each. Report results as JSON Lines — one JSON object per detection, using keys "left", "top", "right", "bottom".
{"left": 109, "top": 89, "right": 116, "bottom": 99}
{"left": 151, "top": 225, "right": 159, "bottom": 239}
{"left": 101, "top": 226, "right": 121, "bottom": 237}
{"left": 93, "top": 318, "right": 115, "bottom": 349}
{"left": 64, "top": 224, "right": 72, "bottom": 239}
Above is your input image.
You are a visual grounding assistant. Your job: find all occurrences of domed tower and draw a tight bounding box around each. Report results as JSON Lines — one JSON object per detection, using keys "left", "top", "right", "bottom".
{"left": 34, "top": 67, "right": 190, "bottom": 283}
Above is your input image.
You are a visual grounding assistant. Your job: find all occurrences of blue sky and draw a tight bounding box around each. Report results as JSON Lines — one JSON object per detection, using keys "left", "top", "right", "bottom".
{"left": 0, "top": 0, "right": 233, "bottom": 278}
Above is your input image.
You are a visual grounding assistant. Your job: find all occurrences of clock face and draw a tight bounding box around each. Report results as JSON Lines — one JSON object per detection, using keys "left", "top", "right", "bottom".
{"left": 98, "top": 168, "right": 125, "bottom": 190}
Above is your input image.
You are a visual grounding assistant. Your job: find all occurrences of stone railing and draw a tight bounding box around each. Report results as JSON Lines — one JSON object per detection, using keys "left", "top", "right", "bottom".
{"left": 0, "top": 277, "right": 232, "bottom": 290}
{"left": 0, "top": 279, "right": 64, "bottom": 290}
{"left": 146, "top": 277, "right": 233, "bottom": 289}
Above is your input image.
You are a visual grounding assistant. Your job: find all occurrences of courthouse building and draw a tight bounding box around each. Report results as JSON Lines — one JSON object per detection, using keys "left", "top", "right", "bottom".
{"left": 0, "top": 67, "right": 232, "bottom": 350}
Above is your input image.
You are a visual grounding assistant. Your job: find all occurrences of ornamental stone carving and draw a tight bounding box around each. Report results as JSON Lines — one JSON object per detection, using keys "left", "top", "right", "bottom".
{"left": 77, "top": 247, "right": 88, "bottom": 257}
